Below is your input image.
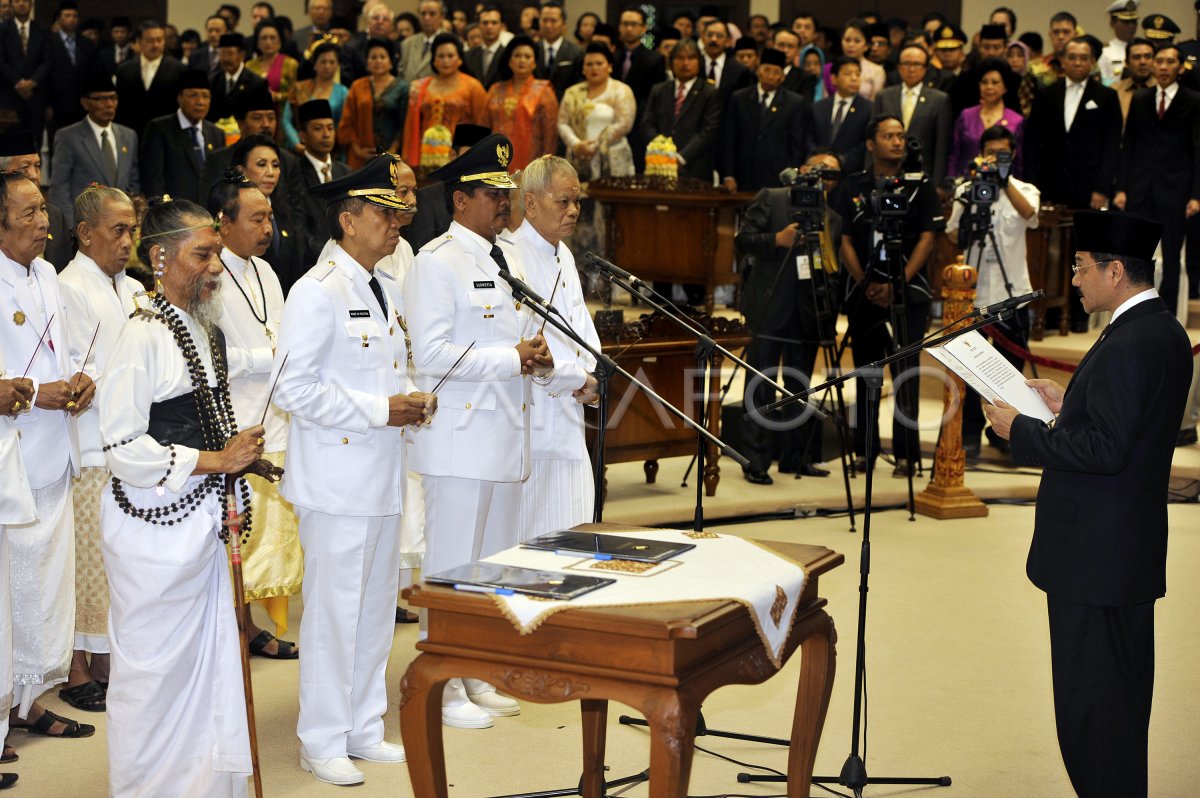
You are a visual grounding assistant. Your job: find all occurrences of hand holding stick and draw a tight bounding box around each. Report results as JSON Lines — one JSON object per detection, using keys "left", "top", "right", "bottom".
{"left": 12, "top": 314, "right": 54, "bottom": 414}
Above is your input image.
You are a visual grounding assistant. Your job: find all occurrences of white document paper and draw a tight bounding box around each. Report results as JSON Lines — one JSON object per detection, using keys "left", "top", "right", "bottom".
{"left": 928, "top": 330, "right": 1055, "bottom": 424}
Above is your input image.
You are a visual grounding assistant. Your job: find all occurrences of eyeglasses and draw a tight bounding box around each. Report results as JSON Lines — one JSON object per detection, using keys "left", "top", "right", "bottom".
{"left": 1071, "top": 257, "right": 1114, "bottom": 275}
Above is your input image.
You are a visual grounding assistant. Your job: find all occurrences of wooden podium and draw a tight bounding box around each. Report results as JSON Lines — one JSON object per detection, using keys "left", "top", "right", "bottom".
{"left": 586, "top": 176, "right": 754, "bottom": 315}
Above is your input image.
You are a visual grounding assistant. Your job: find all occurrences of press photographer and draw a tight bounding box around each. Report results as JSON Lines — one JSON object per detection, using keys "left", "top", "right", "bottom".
{"left": 946, "top": 125, "right": 1040, "bottom": 457}
{"left": 736, "top": 150, "right": 844, "bottom": 485}
{"left": 831, "top": 115, "right": 945, "bottom": 477}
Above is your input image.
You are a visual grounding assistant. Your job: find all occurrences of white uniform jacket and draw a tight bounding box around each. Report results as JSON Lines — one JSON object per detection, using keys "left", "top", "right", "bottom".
{"left": 403, "top": 221, "right": 532, "bottom": 483}
{"left": 272, "top": 244, "right": 409, "bottom": 517}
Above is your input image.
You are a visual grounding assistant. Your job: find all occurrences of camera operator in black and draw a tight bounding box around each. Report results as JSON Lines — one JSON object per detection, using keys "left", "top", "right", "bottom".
{"left": 830, "top": 115, "right": 945, "bottom": 476}
{"left": 736, "top": 149, "right": 844, "bottom": 485}
{"left": 946, "top": 124, "right": 1040, "bottom": 456}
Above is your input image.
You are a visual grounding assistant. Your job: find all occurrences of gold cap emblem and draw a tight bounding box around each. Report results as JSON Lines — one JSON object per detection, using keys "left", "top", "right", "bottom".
{"left": 496, "top": 142, "right": 511, "bottom": 168}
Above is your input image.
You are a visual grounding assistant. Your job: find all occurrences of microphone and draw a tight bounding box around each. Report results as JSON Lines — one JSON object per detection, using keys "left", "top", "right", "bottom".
{"left": 979, "top": 289, "right": 1044, "bottom": 316}
{"left": 778, "top": 166, "right": 799, "bottom": 186}
{"left": 497, "top": 269, "right": 554, "bottom": 311}
{"left": 584, "top": 252, "right": 645, "bottom": 287}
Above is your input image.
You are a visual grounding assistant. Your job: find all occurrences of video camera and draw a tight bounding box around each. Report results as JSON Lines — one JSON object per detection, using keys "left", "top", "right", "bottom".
{"left": 966, "top": 150, "right": 1012, "bottom": 205}
{"left": 779, "top": 165, "right": 841, "bottom": 233}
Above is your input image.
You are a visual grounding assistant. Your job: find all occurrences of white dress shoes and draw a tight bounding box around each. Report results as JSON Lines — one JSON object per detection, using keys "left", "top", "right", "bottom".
{"left": 300, "top": 754, "right": 365, "bottom": 786}
{"left": 347, "top": 741, "right": 407, "bottom": 763}
{"left": 464, "top": 678, "right": 521, "bottom": 717}
{"left": 442, "top": 678, "right": 494, "bottom": 729}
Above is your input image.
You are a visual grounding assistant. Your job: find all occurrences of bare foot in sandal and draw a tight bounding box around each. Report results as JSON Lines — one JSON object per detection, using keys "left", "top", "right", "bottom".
{"left": 9, "top": 703, "right": 96, "bottom": 738}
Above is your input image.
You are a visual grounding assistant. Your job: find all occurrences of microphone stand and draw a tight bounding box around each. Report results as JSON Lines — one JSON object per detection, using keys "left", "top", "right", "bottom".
{"left": 737, "top": 307, "right": 1019, "bottom": 797}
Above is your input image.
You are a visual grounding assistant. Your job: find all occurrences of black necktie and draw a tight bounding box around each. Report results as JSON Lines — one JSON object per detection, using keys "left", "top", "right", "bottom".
{"left": 368, "top": 275, "right": 387, "bottom": 316}
{"left": 490, "top": 244, "right": 510, "bottom": 273}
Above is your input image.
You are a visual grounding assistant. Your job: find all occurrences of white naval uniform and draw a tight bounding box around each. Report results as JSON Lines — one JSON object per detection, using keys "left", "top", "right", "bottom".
{"left": 511, "top": 221, "right": 599, "bottom": 539}
{"left": 59, "top": 251, "right": 141, "bottom": 653}
{"left": 0, "top": 345, "right": 37, "bottom": 749}
{"left": 1099, "top": 36, "right": 1129, "bottom": 86}
{"left": 98, "top": 308, "right": 251, "bottom": 798}
{"left": 0, "top": 252, "right": 80, "bottom": 715}
{"left": 403, "top": 221, "right": 532, "bottom": 580}
{"left": 272, "top": 243, "right": 408, "bottom": 760}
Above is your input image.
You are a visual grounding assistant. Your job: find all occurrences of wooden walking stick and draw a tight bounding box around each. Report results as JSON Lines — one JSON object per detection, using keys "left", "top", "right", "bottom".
{"left": 224, "top": 477, "right": 264, "bottom": 798}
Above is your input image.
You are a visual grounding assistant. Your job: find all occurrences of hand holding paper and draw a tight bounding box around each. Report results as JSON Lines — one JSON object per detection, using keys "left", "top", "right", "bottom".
{"left": 928, "top": 330, "right": 1054, "bottom": 424}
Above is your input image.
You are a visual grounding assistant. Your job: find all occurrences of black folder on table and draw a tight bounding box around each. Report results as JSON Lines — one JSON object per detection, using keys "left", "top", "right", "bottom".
{"left": 425, "top": 562, "right": 615, "bottom": 600}
{"left": 521, "top": 530, "right": 696, "bottom": 563}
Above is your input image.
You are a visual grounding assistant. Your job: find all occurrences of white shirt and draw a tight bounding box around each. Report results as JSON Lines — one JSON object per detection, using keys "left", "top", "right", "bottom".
{"left": 1098, "top": 36, "right": 1129, "bottom": 86}
{"left": 1064, "top": 78, "right": 1087, "bottom": 130}
{"left": 1110, "top": 287, "right": 1158, "bottom": 323}
{"left": 481, "top": 39, "right": 502, "bottom": 73}
{"left": 1157, "top": 81, "right": 1180, "bottom": 114}
{"left": 58, "top": 252, "right": 141, "bottom": 466}
{"left": 675, "top": 77, "right": 696, "bottom": 98}
{"left": 217, "top": 247, "right": 286, "bottom": 450}
{"left": 85, "top": 115, "right": 118, "bottom": 169}
{"left": 705, "top": 52, "right": 726, "bottom": 84}
{"left": 141, "top": 54, "right": 162, "bottom": 91}
{"left": 757, "top": 86, "right": 773, "bottom": 107}
{"left": 947, "top": 175, "right": 1041, "bottom": 308}
{"left": 541, "top": 35, "right": 563, "bottom": 64}
{"left": 305, "top": 150, "right": 334, "bottom": 182}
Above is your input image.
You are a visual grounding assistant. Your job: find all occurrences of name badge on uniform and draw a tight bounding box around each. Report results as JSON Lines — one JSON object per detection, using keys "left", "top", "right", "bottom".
{"left": 796, "top": 255, "right": 812, "bottom": 280}
{"left": 473, "top": 280, "right": 496, "bottom": 289}
{"left": 349, "top": 309, "right": 371, "bottom": 318}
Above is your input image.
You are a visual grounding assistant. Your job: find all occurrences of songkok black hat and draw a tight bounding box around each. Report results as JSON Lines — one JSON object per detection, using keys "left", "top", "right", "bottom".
{"left": 1073, "top": 211, "right": 1162, "bottom": 260}
{"left": 867, "top": 22, "right": 890, "bottom": 40}
{"left": 979, "top": 23, "right": 1007, "bottom": 40}
{"left": 219, "top": 32, "right": 245, "bottom": 49}
{"left": 297, "top": 99, "right": 333, "bottom": 125}
{"left": 760, "top": 48, "right": 787, "bottom": 67}
{"left": 451, "top": 123, "right": 491, "bottom": 149}
{"left": 55, "top": 0, "right": 78, "bottom": 13}
{"left": 80, "top": 72, "right": 116, "bottom": 97}
{"left": 311, "top": 154, "right": 409, "bottom": 210}
{"left": 734, "top": 36, "right": 757, "bottom": 52}
{"left": 178, "top": 69, "right": 211, "bottom": 91}
{"left": 933, "top": 24, "right": 966, "bottom": 48}
{"left": 0, "top": 128, "right": 36, "bottom": 158}
{"left": 427, "top": 133, "right": 519, "bottom": 189}
{"left": 111, "top": 16, "right": 132, "bottom": 29}
{"left": 233, "top": 83, "right": 274, "bottom": 118}
{"left": 1143, "top": 14, "right": 1180, "bottom": 39}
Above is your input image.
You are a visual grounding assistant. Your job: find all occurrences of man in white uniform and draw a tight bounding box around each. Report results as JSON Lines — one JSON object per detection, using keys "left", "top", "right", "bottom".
{"left": 0, "top": 172, "right": 93, "bottom": 741}
{"left": 404, "top": 134, "right": 553, "bottom": 727}
{"left": 511, "top": 156, "right": 600, "bottom": 538}
{"left": 57, "top": 186, "right": 140, "bottom": 711}
{"left": 273, "top": 156, "right": 436, "bottom": 786}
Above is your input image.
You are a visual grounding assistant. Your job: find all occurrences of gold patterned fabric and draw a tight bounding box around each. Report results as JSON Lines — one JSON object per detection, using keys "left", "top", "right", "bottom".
{"left": 73, "top": 466, "right": 111, "bottom": 649}
{"left": 237, "top": 450, "right": 302, "bottom": 609}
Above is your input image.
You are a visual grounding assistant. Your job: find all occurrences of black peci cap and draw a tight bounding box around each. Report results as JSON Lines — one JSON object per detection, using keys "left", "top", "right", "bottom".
{"left": 1073, "top": 211, "right": 1163, "bottom": 260}
{"left": 760, "top": 48, "right": 787, "bottom": 67}
{"left": 178, "top": 69, "right": 211, "bottom": 91}
{"left": 297, "top": 99, "right": 333, "bottom": 125}
{"left": 233, "top": 83, "right": 274, "bottom": 118}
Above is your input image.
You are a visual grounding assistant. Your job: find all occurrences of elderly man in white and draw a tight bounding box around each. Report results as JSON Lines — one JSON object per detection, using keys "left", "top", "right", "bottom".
{"left": 511, "top": 155, "right": 600, "bottom": 537}
{"left": 57, "top": 186, "right": 140, "bottom": 711}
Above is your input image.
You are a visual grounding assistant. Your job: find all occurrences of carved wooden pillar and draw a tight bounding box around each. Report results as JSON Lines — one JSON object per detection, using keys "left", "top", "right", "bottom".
{"left": 914, "top": 257, "right": 989, "bottom": 520}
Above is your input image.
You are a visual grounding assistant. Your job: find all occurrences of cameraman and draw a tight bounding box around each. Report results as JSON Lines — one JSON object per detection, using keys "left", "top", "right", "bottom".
{"left": 946, "top": 124, "right": 1040, "bottom": 456}
{"left": 736, "top": 149, "right": 844, "bottom": 485}
{"left": 831, "top": 115, "right": 945, "bottom": 477}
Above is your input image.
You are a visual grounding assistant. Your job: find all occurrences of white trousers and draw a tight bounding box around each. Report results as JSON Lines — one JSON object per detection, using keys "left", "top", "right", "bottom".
{"left": 296, "top": 509, "right": 401, "bottom": 759}
{"left": 0, "top": 527, "right": 10, "bottom": 740}
{"left": 420, "top": 476, "right": 522, "bottom": 579}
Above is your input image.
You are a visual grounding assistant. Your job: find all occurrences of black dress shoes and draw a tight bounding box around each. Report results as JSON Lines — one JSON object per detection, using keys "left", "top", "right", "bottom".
{"left": 1177, "top": 427, "right": 1198, "bottom": 447}
{"left": 743, "top": 469, "right": 774, "bottom": 485}
{"left": 793, "top": 464, "right": 831, "bottom": 478}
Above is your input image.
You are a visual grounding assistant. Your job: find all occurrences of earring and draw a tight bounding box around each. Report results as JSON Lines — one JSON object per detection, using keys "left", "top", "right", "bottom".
{"left": 154, "top": 251, "right": 166, "bottom": 279}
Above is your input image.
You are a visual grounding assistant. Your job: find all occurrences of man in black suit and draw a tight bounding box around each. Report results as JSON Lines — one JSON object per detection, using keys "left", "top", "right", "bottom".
{"left": 46, "top": 0, "right": 99, "bottom": 149}
{"left": 98, "top": 16, "right": 133, "bottom": 76}
{"left": 188, "top": 14, "right": 228, "bottom": 78}
{"left": 615, "top": 6, "right": 665, "bottom": 169}
{"left": 873, "top": 44, "right": 952, "bottom": 186}
{"left": 208, "top": 33, "right": 267, "bottom": 122}
{"left": 1114, "top": 43, "right": 1200, "bottom": 316}
{"left": 291, "top": 99, "right": 350, "bottom": 270}
{"left": 813, "top": 57, "right": 873, "bottom": 174}
{"left": 401, "top": 123, "right": 490, "bottom": 252}
{"left": 115, "top": 21, "right": 186, "bottom": 136}
{"left": 201, "top": 83, "right": 298, "bottom": 204}
{"left": 140, "top": 69, "right": 225, "bottom": 203}
{"left": 736, "top": 150, "right": 844, "bottom": 484}
{"left": 464, "top": 5, "right": 505, "bottom": 89}
{"left": 0, "top": 0, "right": 50, "bottom": 145}
{"left": 536, "top": 1, "right": 583, "bottom": 98}
{"left": 639, "top": 39, "right": 722, "bottom": 182}
{"left": 700, "top": 19, "right": 751, "bottom": 110}
{"left": 985, "top": 211, "right": 1193, "bottom": 798}
{"left": 772, "top": 29, "right": 815, "bottom": 100}
{"left": 721, "top": 48, "right": 813, "bottom": 193}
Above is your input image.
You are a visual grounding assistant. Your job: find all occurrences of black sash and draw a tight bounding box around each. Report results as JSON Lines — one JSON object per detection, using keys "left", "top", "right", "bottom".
{"left": 145, "top": 326, "right": 230, "bottom": 450}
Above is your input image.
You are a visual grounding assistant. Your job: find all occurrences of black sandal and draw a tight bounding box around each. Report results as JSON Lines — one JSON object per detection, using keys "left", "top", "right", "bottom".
{"left": 1, "top": 743, "right": 16, "bottom": 764}
{"left": 248, "top": 630, "right": 299, "bottom": 660}
{"left": 10, "top": 709, "right": 95, "bottom": 738}
{"left": 396, "top": 607, "right": 419, "bottom": 624}
{"left": 0, "top": 773, "right": 16, "bottom": 790}
{"left": 59, "top": 680, "right": 107, "bottom": 712}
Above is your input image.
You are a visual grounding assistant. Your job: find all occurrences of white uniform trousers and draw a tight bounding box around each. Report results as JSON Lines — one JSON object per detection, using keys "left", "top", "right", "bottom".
{"left": 0, "top": 528, "right": 11, "bottom": 741}
{"left": 296, "top": 508, "right": 401, "bottom": 759}
{"left": 421, "top": 476, "right": 522, "bottom": 579}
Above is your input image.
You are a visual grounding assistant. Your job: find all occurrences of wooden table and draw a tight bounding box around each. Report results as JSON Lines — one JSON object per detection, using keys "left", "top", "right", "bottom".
{"left": 399, "top": 529, "right": 844, "bottom": 798}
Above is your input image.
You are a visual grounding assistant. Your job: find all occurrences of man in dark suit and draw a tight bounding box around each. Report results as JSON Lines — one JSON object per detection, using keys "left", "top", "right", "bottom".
{"left": 208, "top": 33, "right": 267, "bottom": 122}
{"left": 115, "top": 21, "right": 186, "bottom": 136}
{"left": 813, "top": 57, "right": 873, "bottom": 174}
{"left": 50, "top": 73, "right": 140, "bottom": 208}
{"left": 402, "top": 123, "right": 490, "bottom": 252}
{"left": 721, "top": 48, "right": 813, "bottom": 193}
{"left": 1114, "top": 43, "right": 1200, "bottom": 316}
{"left": 536, "top": 1, "right": 583, "bottom": 98}
{"left": 464, "top": 5, "right": 505, "bottom": 89}
{"left": 98, "top": 16, "right": 133, "bottom": 76}
{"left": 140, "top": 69, "right": 225, "bottom": 203}
{"left": 614, "top": 6, "right": 664, "bottom": 170}
{"left": 985, "top": 211, "right": 1192, "bottom": 798}
{"left": 639, "top": 39, "right": 722, "bottom": 182}
{"left": 0, "top": 0, "right": 50, "bottom": 145}
{"left": 873, "top": 43, "right": 952, "bottom": 186}
{"left": 291, "top": 99, "right": 350, "bottom": 271}
{"left": 293, "top": 0, "right": 333, "bottom": 59}
{"left": 0, "top": 127, "right": 74, "bottom": 269}
{"left": 700, "top": 18, "right": 751, "bottom": 110}
{"left": 772, "top": 29, "right": 814, "bottom": 100}
{"left": 187, "top": 14, "right": 228, "bottom": 77}
{"left": 201, "top": 83, "right": 299, "bottom": 205}
{"left": 46, "top": 0, "right": 100, "bottom": 148}
{"left": 735, "top": 150, "right": 844, "bottom": 484}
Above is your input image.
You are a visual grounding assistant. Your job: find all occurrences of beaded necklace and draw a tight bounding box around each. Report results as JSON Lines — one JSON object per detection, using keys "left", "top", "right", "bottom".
{"left": 110, "top": 293, "right": 254, "bottom": 544}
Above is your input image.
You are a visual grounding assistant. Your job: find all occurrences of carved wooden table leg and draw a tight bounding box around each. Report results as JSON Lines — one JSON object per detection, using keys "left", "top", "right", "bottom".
{"left": 399, "top": 655, "right": 450, "bottom": 798}
{"left": 644, "top": 692, "right": 700, "bottom": 798}
{"left": 644, "top": 459, "right": 659, "bottom": 484}
{"left": 786, "top": 611, "right": 838, "bottom": 798}
{"left": 580, "top": 699, "right": 608, "bottom": 798}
